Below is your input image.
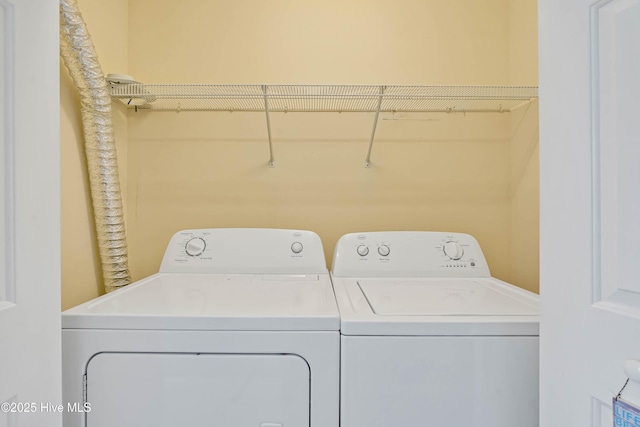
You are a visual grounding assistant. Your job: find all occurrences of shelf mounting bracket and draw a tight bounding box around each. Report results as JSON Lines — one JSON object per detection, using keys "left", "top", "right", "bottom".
{"left": 365, "top": 85, "right": 386, "bottom": 168}
{"left": 263, "top": 85, "right": 275, "bottom": 168}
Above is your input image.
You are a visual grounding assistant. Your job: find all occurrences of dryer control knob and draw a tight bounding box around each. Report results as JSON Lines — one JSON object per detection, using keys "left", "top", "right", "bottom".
{"left": 357, "top": 245, "right": 369, "bottom": 257}
{"left": 291, "top": 242, "right": 303, "bottom": 254}
{"left": 378, "top": 245, "right": 390, "bottom": 256}
{"left": 185, "top": 237, "right": 206, "bottom": 257}
{"left": 443, "top": 240, "right": 464, "bottom": 260}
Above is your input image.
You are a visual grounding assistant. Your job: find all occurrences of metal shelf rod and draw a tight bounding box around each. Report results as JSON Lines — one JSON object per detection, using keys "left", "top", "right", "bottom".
{"left": 263, "top": 85, "right": 275, "bottom": 168}
{"left": 365, "top": 85, "right": 386, "bottom": 168}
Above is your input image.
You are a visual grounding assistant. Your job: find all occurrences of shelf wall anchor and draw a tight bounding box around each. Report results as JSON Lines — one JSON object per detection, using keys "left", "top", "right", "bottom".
{"left": 365, "top": 85, "right": 386, "bottom": 168}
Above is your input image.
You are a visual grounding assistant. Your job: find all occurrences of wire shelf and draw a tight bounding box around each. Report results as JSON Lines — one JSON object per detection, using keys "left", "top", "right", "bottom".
{"left": 109, "top": 84, "right": 537, "bottom": 113}
{"left": 109, "top": 83, "right": 538, "bottom": 167}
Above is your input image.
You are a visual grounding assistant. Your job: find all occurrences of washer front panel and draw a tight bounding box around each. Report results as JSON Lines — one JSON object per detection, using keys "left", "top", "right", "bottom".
{"left": 341, "top": 335, "right": 539, "bottom": 427}
{"left": 86, "top": 353, "right": 309, "bottom": 427}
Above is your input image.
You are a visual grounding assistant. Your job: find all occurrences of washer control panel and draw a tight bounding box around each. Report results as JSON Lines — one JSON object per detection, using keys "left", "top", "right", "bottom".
{"left": 331, "top": 231, "right": 491, "bottom": 278}
{"left": 160, "top": 228, "right": 327, "bottom": 274}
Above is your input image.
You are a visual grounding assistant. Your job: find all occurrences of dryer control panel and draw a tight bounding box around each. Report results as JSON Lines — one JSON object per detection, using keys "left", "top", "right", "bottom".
{"left": 331, "top": 231, "right": 491, "bottom": 278}
{"left": 160, "top": 228, "right": 327, "bottom": 274}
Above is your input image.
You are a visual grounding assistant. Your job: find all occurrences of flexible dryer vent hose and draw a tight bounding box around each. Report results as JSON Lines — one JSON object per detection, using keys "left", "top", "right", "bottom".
{"left": 60, "top": 0, "right": 131, "bottom": 292}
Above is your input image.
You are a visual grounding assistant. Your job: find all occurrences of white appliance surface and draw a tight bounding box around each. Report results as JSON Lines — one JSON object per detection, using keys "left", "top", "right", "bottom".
{"left": 358, "top": 277, "right": 538, "bottom": 315}
{"left": 87, "top": 353, "right": 309, "bottom": 427}
{"left": 340, "top": 335, "right": 538, "bottom": 427}
{"left": 62, "top": 273, "right": 338, "bottom": 331}
{"left": 63, "top": 228, "right": 339, "bottom": 427}
{"left": 332, "top": 231, "right": 540, "bottom": 427}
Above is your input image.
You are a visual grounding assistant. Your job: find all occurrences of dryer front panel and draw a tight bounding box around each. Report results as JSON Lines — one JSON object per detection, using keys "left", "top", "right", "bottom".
{"left": 85, "top": 352, "right": 310, "bottom": 427}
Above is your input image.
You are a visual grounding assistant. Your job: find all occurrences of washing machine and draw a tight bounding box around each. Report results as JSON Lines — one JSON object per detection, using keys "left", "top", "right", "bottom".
{"left": 62, "top": 228, "right": 339, "bottom": 427}
{"left": 331, "top": 231, "right": 539, "bottom": 427}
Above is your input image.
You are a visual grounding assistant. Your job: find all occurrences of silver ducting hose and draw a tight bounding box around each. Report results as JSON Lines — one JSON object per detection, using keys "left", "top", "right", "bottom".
{"left": 60, "top": 0, "right": 131, "bottom": 292}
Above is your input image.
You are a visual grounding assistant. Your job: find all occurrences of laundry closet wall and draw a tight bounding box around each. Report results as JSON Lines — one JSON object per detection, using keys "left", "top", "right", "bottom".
{"left": 508, "top": 0, "right": 539, "bottom": 292}
{"left": 60, "top": 0, "right": 539, "bottom": 309}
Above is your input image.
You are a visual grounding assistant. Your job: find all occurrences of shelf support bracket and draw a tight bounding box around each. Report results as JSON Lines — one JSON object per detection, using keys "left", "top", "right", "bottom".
{"left": 365, "top": 85, "right": 386, "bottom": 168}
{"left": 263, "top": 85, "right": 275, "bottom": 168}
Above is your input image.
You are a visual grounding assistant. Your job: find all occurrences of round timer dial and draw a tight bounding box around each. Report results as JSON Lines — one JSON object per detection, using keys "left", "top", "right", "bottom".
{"left": 357, "top": 245, "right": 369, "bottom": 257}
{"left": 185, "top": 237, "right": 206, "bottom": 257}
{"left": 291, "top": 242, "right": 303, "bottom": 254}
{"left": 443, "top": 240, "right": 464, "bottom": 260}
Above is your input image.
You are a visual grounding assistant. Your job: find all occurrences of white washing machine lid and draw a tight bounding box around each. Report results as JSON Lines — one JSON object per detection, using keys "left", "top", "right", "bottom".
{"left": 62, "top": 273, "right": 339, "bottom": 331}
{"left": 332, "top": 277, "right": 539, "bottom": 336}
{"left": 358, "top": 279, "right": 538, "bottom": 316}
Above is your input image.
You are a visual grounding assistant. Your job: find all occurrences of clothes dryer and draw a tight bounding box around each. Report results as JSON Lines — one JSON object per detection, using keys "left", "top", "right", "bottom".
{"left": 331, "top": 231, "right": 539, "bottom": 427}
{"left": 63, "top": 228, "right": 339, "bottom": 427}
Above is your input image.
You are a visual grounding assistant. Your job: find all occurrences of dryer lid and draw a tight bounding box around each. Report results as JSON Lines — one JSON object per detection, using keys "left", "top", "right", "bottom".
{"left": 62, "top": 273, "right": 339, "bottom": 331}
{"left": 358, "top": 278, "right": 538, "bottom": 316}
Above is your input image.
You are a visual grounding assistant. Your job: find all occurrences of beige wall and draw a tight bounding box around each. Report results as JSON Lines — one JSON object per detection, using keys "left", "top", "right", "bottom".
{"left": 61, "top": 0, "right": 540, "bottom": 307}
{"left": 509, "top": 0, "right": 539, "bottom": 86}
{"left": 127, "top": 111, "right": 511, "bottom": 280}
{"left": 125, "top": 0, "right": 515, "bottom": 282}
{"left": 128, "top": 0, "right": 510, "bottom": 84}
{"left": 60, "top": 0, "right": 129, "bottom": 309}
{"left": 508, "top": 0, "right": 539, "bottom": 292}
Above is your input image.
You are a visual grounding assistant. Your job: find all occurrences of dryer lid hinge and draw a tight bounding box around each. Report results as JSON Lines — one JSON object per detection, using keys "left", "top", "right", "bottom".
{"left": 82, "top": 374, "right": 87, "bottom": 404}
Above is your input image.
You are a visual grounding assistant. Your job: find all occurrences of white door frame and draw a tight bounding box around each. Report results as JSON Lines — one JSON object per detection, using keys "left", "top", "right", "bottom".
{"left": 0, "top": 1, "right": 61, "bottom": 426}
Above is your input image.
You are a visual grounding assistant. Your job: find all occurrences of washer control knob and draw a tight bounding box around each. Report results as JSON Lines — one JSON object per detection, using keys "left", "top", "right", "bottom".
{"left": 357, "top": 245, "right": 369, "bottom": 257}
{"left": 291, "top": 242, "right": 303, "bottom": 254}
{"left": 378, "top": 245, "right": 390, "bottom": 256}
{"left": 443, "top": 240, "right": 464, "bottom": 260}
{"left": 185, "top": 237, "right": 206, "bottom": 257}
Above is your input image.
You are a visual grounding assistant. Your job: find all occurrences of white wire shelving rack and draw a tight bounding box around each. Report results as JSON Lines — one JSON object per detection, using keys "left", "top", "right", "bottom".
{"left": 109, "top": 84, "right": 538, "bottom": 167}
